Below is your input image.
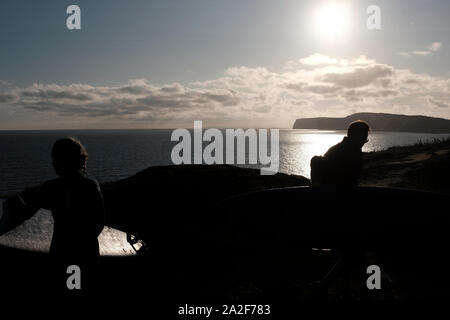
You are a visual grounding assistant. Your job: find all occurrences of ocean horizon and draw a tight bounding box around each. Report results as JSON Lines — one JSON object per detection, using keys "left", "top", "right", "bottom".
{"left": 2, "top": 129, "right": 450, "bottom": 194}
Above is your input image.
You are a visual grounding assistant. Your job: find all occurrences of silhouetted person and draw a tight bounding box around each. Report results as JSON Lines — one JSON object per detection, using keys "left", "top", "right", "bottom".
{"left": 308, "top": 121, "right": 370, "bottom": 298}
{"left": 311, "top": 120, "right": 370, "bottom": 188}
{"left": 1, "top": 137, "right": 104, "bottom": 292}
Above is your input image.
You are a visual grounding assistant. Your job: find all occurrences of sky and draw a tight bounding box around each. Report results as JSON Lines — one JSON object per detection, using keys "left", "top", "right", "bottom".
{"left": 0, "top": 0, "right": 449, "bottom": 129}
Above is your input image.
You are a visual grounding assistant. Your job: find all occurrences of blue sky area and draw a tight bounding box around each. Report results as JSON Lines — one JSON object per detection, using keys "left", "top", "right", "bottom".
{"left": 0, "top": 0, "right": 449, "bottom": 129}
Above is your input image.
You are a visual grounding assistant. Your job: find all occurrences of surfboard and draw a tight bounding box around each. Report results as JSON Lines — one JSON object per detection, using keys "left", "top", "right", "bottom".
{"left": 210, "top": 186, "right": 450, "bottom": 251}
{"left": 103, "top": 185, "right": 449, "bottom": 247}
{"left": 0, "top": 197, "right": 135, "bottom": 256}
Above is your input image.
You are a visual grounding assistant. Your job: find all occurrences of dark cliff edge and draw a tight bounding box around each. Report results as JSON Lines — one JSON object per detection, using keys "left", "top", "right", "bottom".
{"left": 100, "top": 164, "right": 310, "bottom": 234}
{"left": 293, "top": 112, "right": 450, "bottom": 133}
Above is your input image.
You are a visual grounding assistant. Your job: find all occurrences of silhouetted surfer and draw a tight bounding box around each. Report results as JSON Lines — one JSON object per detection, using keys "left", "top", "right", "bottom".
{"left": 310, "top": 120, "right": 370, "bottom": 188}
{"left": 1, "top": 137, "right": 105, "bottom": 292}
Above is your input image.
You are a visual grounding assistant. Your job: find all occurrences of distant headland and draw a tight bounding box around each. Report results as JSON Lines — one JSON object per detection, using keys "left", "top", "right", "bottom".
{"left": 293, "top": 112, "right": 450, "bottom": 133}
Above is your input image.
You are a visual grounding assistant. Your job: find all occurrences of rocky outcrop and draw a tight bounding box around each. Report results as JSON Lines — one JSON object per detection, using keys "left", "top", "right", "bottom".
{"left": 293, "top": 112, "right": 450, "bottom": 133}
{"left": 100, "top": 164, "right": 310, "bottom": 233}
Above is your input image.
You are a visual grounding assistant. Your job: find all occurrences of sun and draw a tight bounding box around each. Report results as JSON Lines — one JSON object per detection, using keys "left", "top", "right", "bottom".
{"left": 313, "top": 2, "right": 351, "bottom": 41}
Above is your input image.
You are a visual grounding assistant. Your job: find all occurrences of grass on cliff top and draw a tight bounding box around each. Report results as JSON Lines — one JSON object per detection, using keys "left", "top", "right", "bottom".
{"left": 361, "top": 137, "right": 450, "bottom": 194}
{"left": 364, "top": 137, "right": 450, "bottom": 162}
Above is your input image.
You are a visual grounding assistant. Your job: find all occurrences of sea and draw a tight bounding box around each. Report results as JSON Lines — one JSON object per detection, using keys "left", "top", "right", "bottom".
{"left": 1, "top": 129, "right": 449, "bottom": 255}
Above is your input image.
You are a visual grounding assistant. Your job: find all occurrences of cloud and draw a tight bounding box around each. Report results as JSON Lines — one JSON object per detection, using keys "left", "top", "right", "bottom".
{"left": 300, "top": 53, "right": 338, "bottom": 66}
{"left": 0, "top": 80, "right": 13, "bottom": 95}
{"left": 398, "top": 42, "right": 443, "bottom": 57}
{"left": 427, "top": 42, "right": 442, "bottom": 52}
{"left": 0, "top": 93, "right": 17, "bottom": 103}
{"left": 321, "top": 65, "right": 394, "bottom": 88}
{"left": 1, "top": 53, "right": 449, "bottom": 128}
{"left": 412, "top": 51, "right": 432, "bottom": 56}
{"left": 427, "top": 96, "right": 450, "bottom": 109}
{"left": 284, "top": 54, "right": 376, "bottom": 70}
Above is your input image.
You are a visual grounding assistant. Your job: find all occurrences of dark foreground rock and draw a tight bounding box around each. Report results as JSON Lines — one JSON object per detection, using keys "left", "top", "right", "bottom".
{"left": 100, "top": 164, "right": 310, "bottom": 233}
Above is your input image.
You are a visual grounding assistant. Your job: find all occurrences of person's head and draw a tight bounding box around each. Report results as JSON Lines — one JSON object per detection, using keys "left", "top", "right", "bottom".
{"left": 51, "top": 137, "right": 88, "bottom": 177}
{"left": 347, "top": 120, "right": 370, "bottom": 147}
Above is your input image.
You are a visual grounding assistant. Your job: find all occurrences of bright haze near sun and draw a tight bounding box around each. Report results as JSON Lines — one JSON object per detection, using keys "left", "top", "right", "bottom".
{"left": 312, "top": 2, "right": 352, "bottom": 42}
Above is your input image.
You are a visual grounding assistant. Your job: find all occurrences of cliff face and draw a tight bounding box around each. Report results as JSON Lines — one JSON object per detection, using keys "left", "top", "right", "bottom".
{"left": 293, "top": 112, "right": 450, "bottom": 133}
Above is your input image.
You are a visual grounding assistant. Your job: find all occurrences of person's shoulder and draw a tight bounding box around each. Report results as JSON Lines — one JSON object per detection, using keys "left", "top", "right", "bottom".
{"left": 41, "top": 178, "right": 61, "bottom": 189}
{"left": 80, "top": 176, "right": 99, "bottom": 185}
{"left": 44, "top": 177, "right": 60, "bottom": 184}
{"left": 324, "top": 140, "right": 343, "bottom": 156}
{"left": 79, "top": 176, "right": 101, "bottom": 190}
{"left": 20, "top": 178, "right": 61, "bottom": 202}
